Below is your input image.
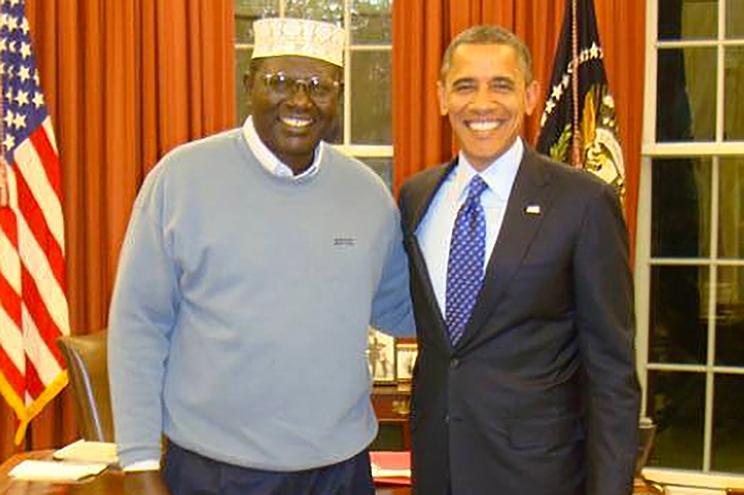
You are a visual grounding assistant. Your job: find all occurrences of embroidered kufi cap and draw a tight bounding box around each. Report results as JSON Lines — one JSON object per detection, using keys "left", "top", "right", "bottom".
{"left": 252, "top": 18, "right": 346, "bottom": 67}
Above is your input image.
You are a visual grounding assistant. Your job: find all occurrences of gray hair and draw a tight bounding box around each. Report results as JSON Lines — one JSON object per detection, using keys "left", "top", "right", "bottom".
{"left": 440, "top": 25, "right": 534, "bottom": 83}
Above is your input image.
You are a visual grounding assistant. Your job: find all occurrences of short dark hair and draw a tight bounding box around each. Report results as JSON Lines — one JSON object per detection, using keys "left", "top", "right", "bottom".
{"left": 440, "top": 25, "right": 533, "bottom": 83}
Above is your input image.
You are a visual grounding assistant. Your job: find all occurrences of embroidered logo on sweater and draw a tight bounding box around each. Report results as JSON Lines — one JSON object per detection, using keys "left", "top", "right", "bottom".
{"left": 334, "top": 237, "right": 356, "bottom": 247}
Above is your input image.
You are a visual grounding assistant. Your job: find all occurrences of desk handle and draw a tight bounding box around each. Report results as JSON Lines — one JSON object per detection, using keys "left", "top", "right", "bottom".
{"left": 391, "top": 399, "right": 410, "bottom": 416}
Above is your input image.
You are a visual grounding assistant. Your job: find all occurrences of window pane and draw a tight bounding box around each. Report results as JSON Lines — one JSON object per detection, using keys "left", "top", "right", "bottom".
{"left": 650, "top": 266, "right": 708, "bottom": 364}
{"left": 235, "top": 48, "right": 253, "bottom": 124}
{"left": 726, "top": 0, "right": 744, "bottom": 39}
{"left": 712, "top": 375, "right": 744, "bottom": 473}
{"left": 651, "top": 158, "right": 711, "bottom": 258}
{"left": 715, "top": 266, "right": 744, "bottom": 366}
{"left": 647, "top": 371, "right": 705, "bottom": 470}
{"left": 658, "top": 0, "right": 717, "bottom": 40}
{"left": 360, "top": 157, "right": 392, "bottom": 190}
{"left": 351, "top": 0, "right": 392, "bottom": 44}
{"left": 724, "top": 47, "right": 744, "bottom": 141}
{"left": 350, "top": 50, "right": 392, "bottom": 144}
{"left": 286, "top": 0, "right": 344, "bottom": 23}
{"left": 718, "top": 157, "right": 744, "bottom": 259}
{"left": 235, "top": 1, "right": 279, "bottom": 43}
{"left": 326, "top": 96, "right": 344, "bottom": 145}
{"left": 657, "top": 48, "right": 716, "bottom": 142}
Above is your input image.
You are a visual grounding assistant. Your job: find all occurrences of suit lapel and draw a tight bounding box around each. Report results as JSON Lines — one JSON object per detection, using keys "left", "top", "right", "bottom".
{"left": 404, "top": 159, "right": 457, "bottom": 351}
{"left": 408, "top": 160, "right": 456, "bottom": 232}
{"left": 456, "top": 149, "right": 555, "bottom": 349}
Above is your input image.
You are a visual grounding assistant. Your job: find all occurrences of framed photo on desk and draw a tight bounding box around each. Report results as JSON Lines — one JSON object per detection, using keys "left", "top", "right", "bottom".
{"left": 367, "top": 328, "right": 396, "bottom": 383}
{"left": 395, "top": 340, "right": 418, "bottom": 382}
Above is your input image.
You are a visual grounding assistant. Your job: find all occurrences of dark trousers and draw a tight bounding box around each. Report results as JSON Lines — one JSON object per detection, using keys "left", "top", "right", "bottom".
{"left": 163, "top": 441, "right": 375, "bottom": 495}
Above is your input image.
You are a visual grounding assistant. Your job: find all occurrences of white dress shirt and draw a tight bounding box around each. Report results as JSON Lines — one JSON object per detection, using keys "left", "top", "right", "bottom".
{"left": 242, "top": 116, "right": 323, "bottom": 180}
{"left": 415, "top": 138, "right": 524, "bottom": 315}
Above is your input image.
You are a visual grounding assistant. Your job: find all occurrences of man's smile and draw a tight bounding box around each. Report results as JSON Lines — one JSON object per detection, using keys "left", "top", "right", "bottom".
{"left": 464, "top": 118, "right": 505, "bottom": 132}
{"left": 280, "top": 115, "right": 314, "bottom": 129}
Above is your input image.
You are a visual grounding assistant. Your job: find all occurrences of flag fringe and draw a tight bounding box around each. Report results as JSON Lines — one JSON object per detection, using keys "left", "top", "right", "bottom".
{"left": 0, "top": 369, "right": 68, "bottom": 445}
{"left": 0, "top": 372, "right": 27, "bottom": 424}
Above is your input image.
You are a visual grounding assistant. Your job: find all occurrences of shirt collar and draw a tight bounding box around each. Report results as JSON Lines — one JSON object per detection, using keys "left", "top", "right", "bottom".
{"left": 242, "top": 116, "right": 322, "bottom": 180}
{"left": 452, "top": 137, "right": 524, "bottom": 202}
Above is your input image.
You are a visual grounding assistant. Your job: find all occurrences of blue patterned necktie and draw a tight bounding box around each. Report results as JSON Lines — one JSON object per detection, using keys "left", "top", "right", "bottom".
{"left": 445, "top": 175, "right": 488, "bottom": 345}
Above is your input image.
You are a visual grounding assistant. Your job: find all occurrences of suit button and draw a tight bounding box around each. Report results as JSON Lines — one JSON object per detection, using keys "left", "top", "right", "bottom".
{"left": 444, "top": 414, "right": 450, "bottom": 424}
{"left": 450, "top": 358, "right": 460, "bottom": 368}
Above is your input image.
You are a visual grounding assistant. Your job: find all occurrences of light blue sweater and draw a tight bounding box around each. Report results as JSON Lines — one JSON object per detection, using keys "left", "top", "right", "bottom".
{"left": 108, "top": 129, "right": 414, "bottom": 470}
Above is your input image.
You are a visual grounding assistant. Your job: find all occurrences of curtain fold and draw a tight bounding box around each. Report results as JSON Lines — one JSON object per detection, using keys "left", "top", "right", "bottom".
{"left": 0, "top": 0, "right": 235, "bottom": 459}
{"left": 393, "top": 0, "right": 645, "bottom": 250}
{"left": 392, "top": 0, "right": 451, "bottom": 190}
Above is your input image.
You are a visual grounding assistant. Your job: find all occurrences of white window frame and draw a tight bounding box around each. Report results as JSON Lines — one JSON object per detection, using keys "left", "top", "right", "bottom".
{"left": 636, "top": 0, "right": 744, "bottom": 474}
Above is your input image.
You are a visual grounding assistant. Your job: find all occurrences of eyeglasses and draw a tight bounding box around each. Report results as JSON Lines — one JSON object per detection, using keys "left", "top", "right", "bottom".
{"left": 259, "top": 72, "right": 341, "bottom": 103}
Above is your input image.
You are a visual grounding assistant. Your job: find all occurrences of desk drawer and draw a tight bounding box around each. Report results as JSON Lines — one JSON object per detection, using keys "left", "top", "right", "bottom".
{"left": 372, "top": 388, "right": 410, "bottom": 421}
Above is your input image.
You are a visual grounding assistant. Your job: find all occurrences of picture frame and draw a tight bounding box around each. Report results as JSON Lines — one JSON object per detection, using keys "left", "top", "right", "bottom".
{"left": 367, "top": 327, "right": 396, "bottom": 383}
{"left": 395, "top": 339, "right": 418, "bottom": 382}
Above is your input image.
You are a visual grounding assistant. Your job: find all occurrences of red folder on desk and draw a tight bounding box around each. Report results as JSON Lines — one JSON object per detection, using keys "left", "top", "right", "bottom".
{"left": 370, "top": 451, "right": 411, "bottom": 486}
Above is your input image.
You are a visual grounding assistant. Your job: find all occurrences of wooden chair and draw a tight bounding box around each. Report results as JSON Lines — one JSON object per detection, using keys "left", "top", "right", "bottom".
{"left": 57, "top": 331, "right": 114, "bottom": 442}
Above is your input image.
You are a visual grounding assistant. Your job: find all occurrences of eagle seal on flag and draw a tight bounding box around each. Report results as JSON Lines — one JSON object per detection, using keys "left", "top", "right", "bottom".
{"left": 536, "top": 0, "right": 625, "bottom": 198}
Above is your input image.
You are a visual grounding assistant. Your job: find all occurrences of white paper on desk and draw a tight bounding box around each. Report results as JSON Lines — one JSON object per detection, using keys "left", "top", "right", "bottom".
{"left": 371, "top": 464, "right": 411, "bottom": 478}
{"left": 52, "top": 439, "right": 119, "bottom": 465}
{"left": 642, "top": 467, "right": 744, "bottom": 490}
{"left": 664, "top": 487, "right": 725, "bottom": 495}
{"left": 9, "top": 459, "right": 107, "bottom": 481}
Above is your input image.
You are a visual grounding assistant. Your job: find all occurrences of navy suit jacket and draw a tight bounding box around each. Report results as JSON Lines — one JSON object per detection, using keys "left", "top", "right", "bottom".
{"left": 399, "top": 147, "right": 640, "bottom": 495}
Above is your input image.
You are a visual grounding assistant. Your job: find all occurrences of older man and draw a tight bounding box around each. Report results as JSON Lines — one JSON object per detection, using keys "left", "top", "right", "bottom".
{"left": 108, "top": 18, "right": 413, "bottom": 495}
{"left": 399, "top": 25, "right": 640, "bottom": 495}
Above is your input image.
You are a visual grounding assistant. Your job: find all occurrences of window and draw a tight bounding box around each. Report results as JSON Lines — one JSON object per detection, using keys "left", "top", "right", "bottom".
{"left": 234, "top": 0, "right": 394, "bottom": 188}
{"left": 638, "top": 0, "right": 744, "bottom": 473}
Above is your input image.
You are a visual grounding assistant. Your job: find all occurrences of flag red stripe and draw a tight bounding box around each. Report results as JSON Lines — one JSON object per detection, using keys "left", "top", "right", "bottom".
{"left": 29, "top": 128, "right": 63, "bottom": 201}
{"left": 24, "top": 356, "right": 44, "bottom": 400}
{"left": 0, "top": 347, "right": 25, "bottom": 395}
{"left": 13, "top": 164, "right": 65, "bottom": 288}
{"left": 0, "top": 208, "right": 19, "bottom": 246}
{"left": 19, "top": 266, "right": 65, "bottom": 367}
{"left": 0, "top": 273, "right": 22, "bottom": 327}
{"left": 0, "top": 208, "right": 21, "bottom": 326}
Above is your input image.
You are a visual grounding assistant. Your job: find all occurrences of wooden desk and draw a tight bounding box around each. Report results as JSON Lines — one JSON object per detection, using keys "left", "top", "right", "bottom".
{"left": 0, "top": 451, "right": 410, "bottom": 495}
{"left": 0, "top": 451, "right": 678, "bottom": 495}
{"left": 371, "top": 384, "right": 411, "bottom": 451}
{"left": 0, "top": 450, "right": 124, "bottom": 494}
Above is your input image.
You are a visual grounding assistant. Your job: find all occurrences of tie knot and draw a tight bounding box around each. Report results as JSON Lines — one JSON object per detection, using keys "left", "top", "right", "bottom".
{"left": 466, "top": 175, "right": 488, "bottom": 203}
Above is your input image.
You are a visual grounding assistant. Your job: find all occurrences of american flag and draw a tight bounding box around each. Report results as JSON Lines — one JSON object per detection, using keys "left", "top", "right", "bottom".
{"left": 0, "top": 0, "right": 69, "bottom": 444}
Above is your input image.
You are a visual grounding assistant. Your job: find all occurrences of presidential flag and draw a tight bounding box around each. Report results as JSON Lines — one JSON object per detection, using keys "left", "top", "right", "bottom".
{"left": 536, "top": 0, "right": 625, "bottom": 196}
{"left": 0, "top": 0, "right": 70, "bottom": 444}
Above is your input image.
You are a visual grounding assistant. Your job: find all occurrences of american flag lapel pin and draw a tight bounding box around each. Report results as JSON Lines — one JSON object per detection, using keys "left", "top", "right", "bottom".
{"left": 525, "top": 204, "right": 541, "bottom": 215}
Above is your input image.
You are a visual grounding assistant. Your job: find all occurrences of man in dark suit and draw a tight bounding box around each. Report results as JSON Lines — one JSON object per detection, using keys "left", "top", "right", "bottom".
{"left": 399, "top": 25, "right": 640, "bottom": 495}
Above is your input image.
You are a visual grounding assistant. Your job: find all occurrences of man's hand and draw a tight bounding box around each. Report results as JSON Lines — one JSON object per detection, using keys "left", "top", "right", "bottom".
{"left": 123, "top": 470, "right": 171, "bottom": 495}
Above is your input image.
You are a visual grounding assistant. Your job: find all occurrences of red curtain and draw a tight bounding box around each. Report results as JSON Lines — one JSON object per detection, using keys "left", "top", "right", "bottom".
{"left": 0, "top": 0, "right": 235, "bottom": 460}
{"left": 393, "top": 0, "right": 645, "bottom": 250}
